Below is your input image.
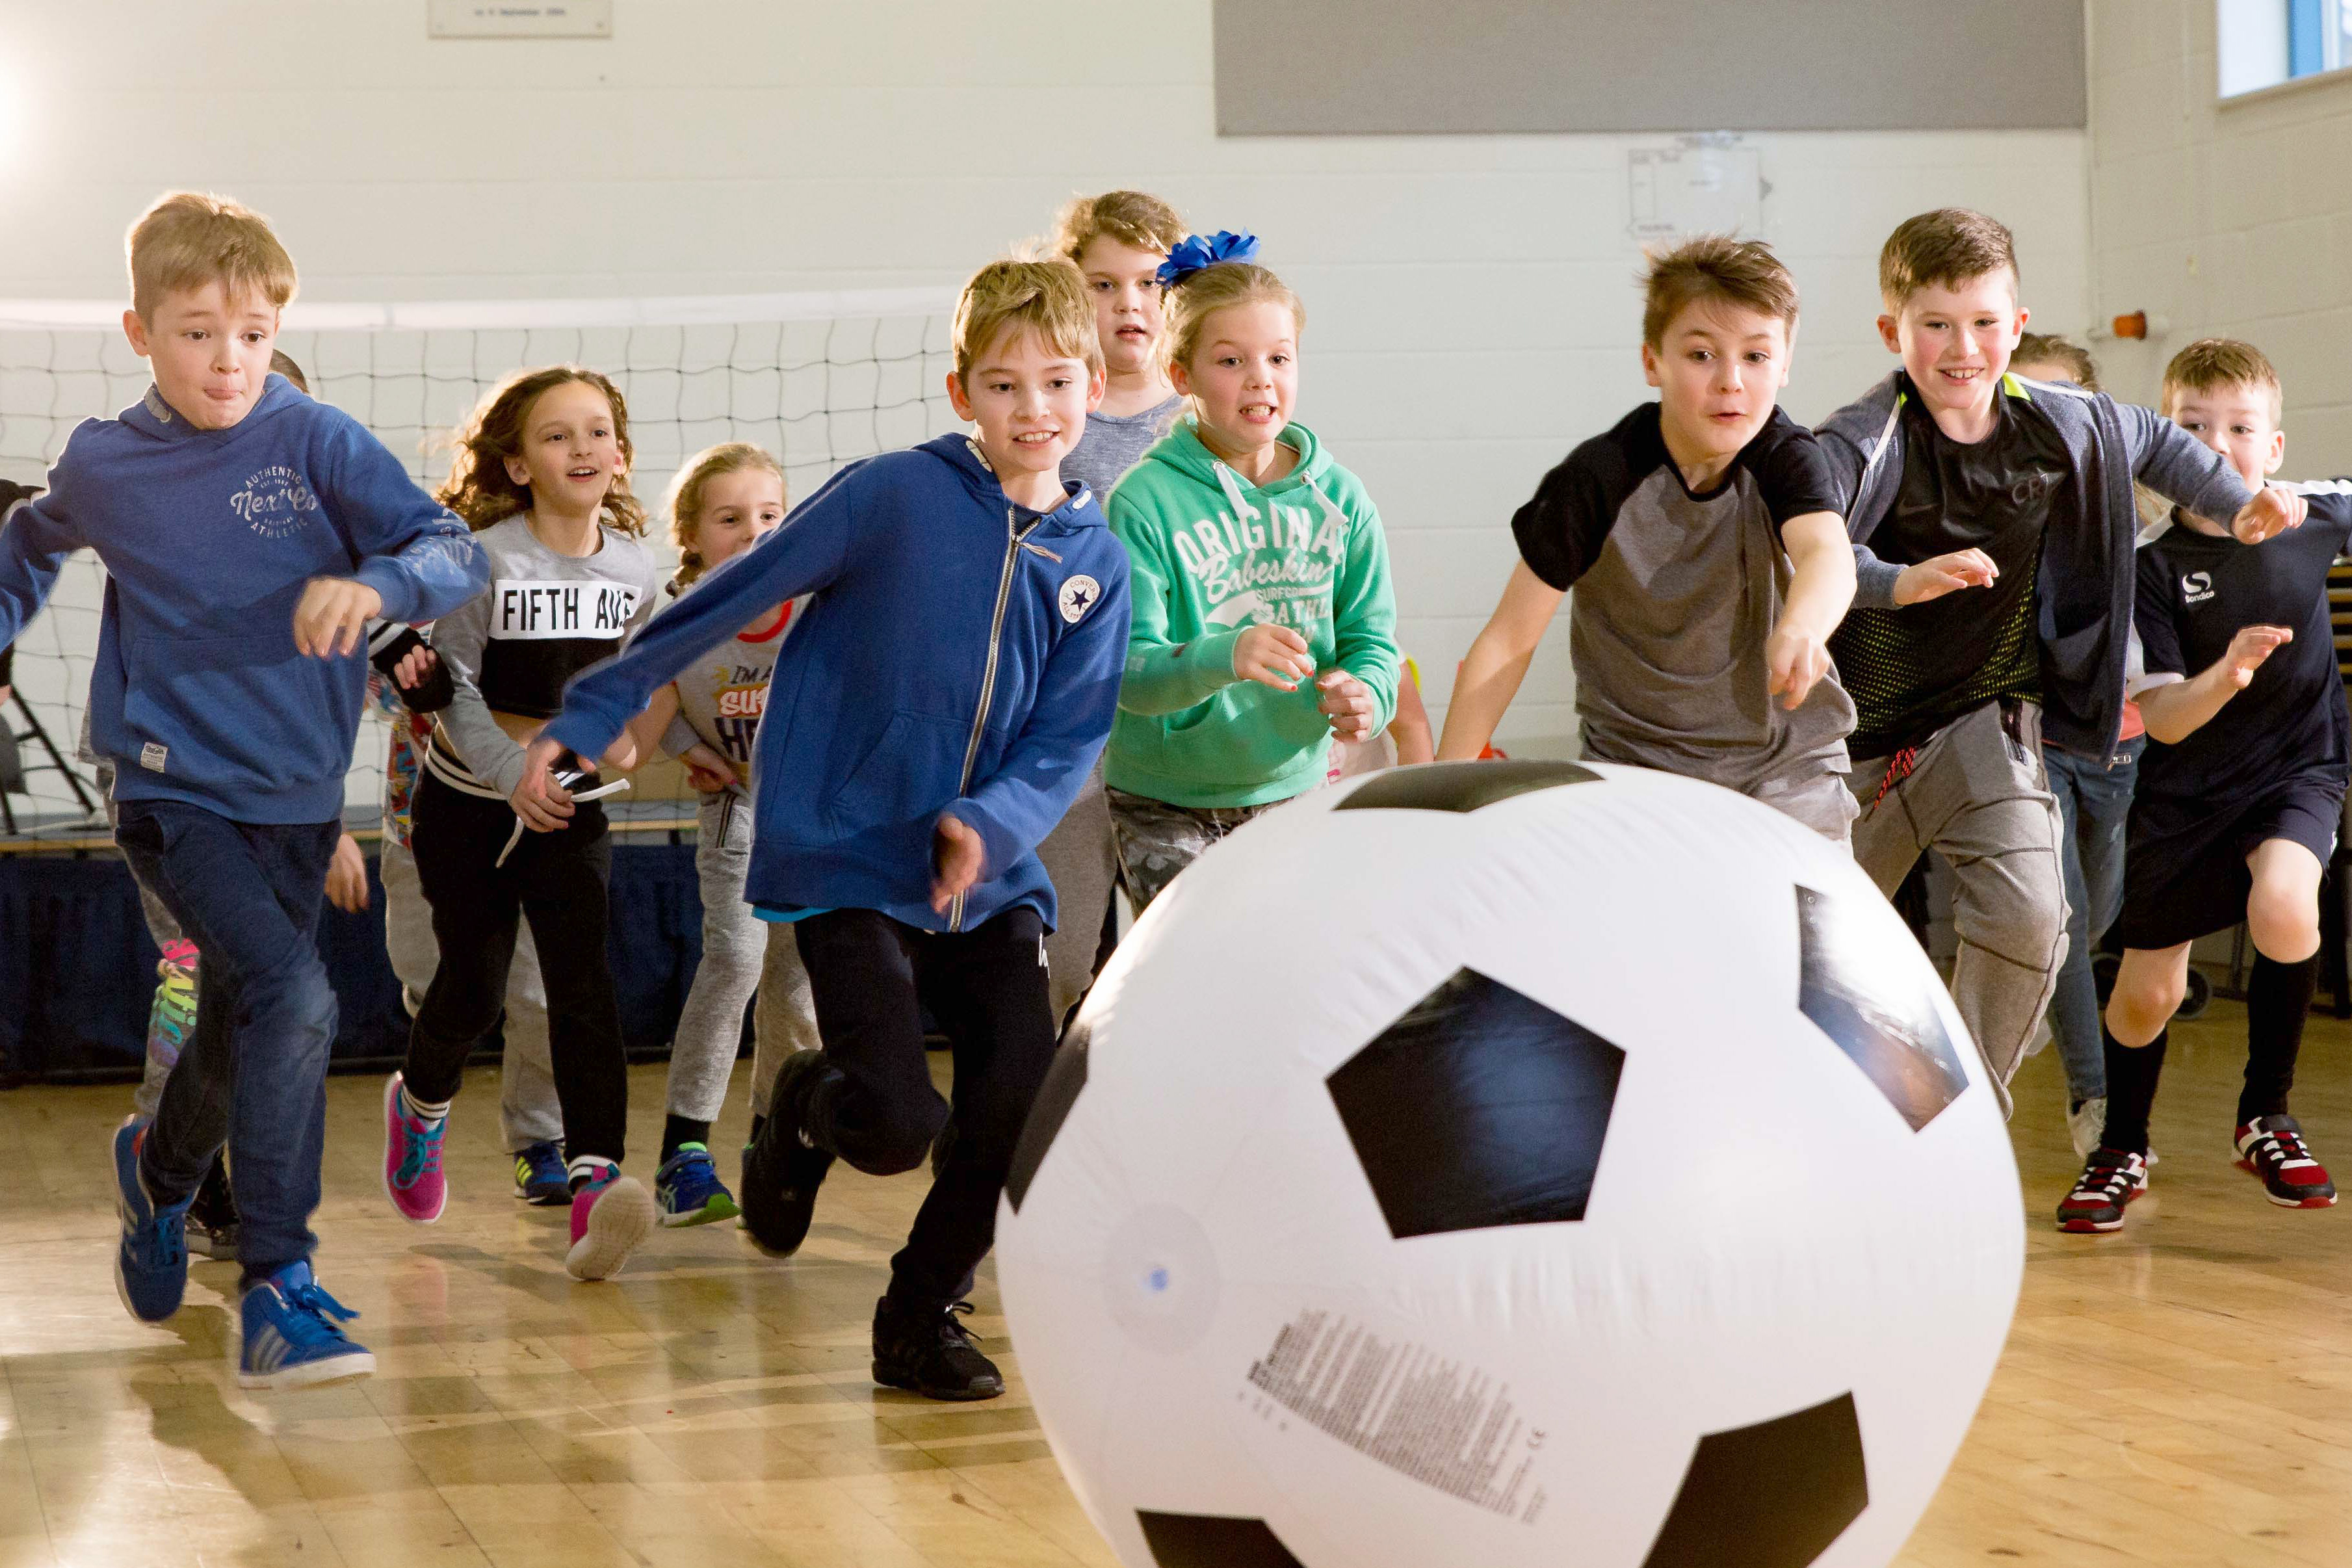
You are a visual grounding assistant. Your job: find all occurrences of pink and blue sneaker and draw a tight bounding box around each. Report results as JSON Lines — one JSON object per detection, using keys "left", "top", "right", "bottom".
{"left": 566, "top": 1162, "right": 655, "bottom": 1281}
{"left": 382, "top": 1073, "right": 447, "bottom": 1224}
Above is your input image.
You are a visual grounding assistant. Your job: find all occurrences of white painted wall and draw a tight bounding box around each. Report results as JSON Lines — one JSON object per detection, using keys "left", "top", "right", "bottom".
{"left": 0, "top": 1, "right": 2087, "bottom": 748}
{"left": 2089, "top": 0, "right": 2352, "bottom": 466}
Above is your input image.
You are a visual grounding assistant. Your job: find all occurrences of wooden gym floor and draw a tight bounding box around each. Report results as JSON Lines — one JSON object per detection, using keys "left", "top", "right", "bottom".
{"left": 1, "top": 1000, "right": 2347, "bottom": 1567}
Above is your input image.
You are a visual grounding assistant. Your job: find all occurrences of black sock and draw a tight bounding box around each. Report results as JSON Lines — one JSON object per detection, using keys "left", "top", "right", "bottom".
{"left": 2099, "top": 1026, "right": 2167, "bottom": 1155}
{"left": 661, "top": 1114, "right": 712, "bottom": 1166}
{"left": 2241, "top": 953, "right": 2318, "bottom": 1125}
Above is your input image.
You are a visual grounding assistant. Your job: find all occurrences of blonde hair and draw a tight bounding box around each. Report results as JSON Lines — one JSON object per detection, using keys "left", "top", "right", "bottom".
{"left": 667, "top": 442, "right": 786, "bottom": 586}
{"left": 438, "top": 365, "right": 648, "bottom": 536}
{"left": 1640, "top": 235, "right": 1798, "bottom": 348}
{"left": 952, "top": 257, "right": 1101, "bottom": 385}
{"left": 1163, "top": 262, "right": 1305, "bottom": 374}
{"left": 1879, "top": 208, "right": 2019, "bottom": 307}
{"left": 126, "top": 191, "right": 298, "bottom": 322}
{"left": 2161, "top": 337, "right": 2282, "bottom": 424}
{"left": 1054, "top": 190, "right": 1186, "bottom": 265}
{"left": 2011, "top": 333, "right": 2098, "bottom": 391}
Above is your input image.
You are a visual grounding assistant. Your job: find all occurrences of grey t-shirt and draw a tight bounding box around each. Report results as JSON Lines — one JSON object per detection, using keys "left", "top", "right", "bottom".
{"left": 656, "top": 584, "right": 796, "bottom": 797}
{"left": 1511, "top": 403, "right": 1855, "bottom": 791}
{"left": 1065, "top": 394, "right": 1184, "bottom": 506}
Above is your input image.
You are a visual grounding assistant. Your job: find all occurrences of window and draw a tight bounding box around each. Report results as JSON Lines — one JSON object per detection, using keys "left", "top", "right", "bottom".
{"left": 2219, "top": 0, "right": 2352, "bottom": 96}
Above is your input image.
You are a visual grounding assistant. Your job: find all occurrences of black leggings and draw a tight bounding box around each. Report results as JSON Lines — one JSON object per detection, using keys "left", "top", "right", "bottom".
{"left": 794, "top": 906, "right": 1058, "bottom": 1310}
{"left": 402, "top": 770, "right": 629, "bottom": 1164}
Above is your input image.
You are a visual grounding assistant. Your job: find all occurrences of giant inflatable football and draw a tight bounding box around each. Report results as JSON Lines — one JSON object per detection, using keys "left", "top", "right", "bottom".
{"left": 997, "top": 761, "right": 2023, "bottom": 1568}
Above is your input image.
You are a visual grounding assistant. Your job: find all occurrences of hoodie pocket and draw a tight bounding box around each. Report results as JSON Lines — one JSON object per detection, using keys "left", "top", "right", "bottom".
{"left": 120, "top": 633, "right": 343, "bottom": 797}
{"left": 824, "top": 709, "right": 974, "bottom": 835}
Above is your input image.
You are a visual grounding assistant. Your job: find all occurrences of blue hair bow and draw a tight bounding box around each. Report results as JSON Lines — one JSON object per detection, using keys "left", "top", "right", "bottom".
{"left": 1157, "top": 230, "right": 1261, "bottom": 287}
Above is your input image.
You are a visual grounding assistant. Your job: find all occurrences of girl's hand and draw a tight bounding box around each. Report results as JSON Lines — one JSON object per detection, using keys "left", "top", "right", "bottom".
{"left": 1890, "top": 549, "right": 1998, "bottom": 607}
{"left": 931, "top": 812, "right": 987, "bottom": 913}
{"left": 293, "top": 577, "right": 385, "bottom": 658}
{"left": 324, "top": 833, "right": 370, "bottom": 913}
{"left": 1316, "top": 670, "right": 1378, "bottom": 742}
{"left": 1234, "top": 623, "right": 1314, "bottom": 692}
{"left": 682, "top": 744, "right": 738, "bottom": 794}
{"left": 514, "top": 736, "right": 579, "bottom": 833}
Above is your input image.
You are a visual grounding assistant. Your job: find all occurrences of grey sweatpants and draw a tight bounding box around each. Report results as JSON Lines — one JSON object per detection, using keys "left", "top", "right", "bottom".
{"left": 1845, "top": 698, "right": 2070, "bottom": 1119}
{"left": 382, "top": 835, "right": 562, "bottom": 1152}
{"left": 1036, "top": 764, "right": 1119, "bottom": 1021}
{"left": 671, "top": 791, "right": 818, "bottom": 1123}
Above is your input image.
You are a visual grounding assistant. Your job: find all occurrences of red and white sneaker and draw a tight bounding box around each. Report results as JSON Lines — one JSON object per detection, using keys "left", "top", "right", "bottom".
{"left": 564, "top": 1163, "right": 654, "bottom": 1281}
{"left": 2056, "top": 1147, "right": 2150, "bottom": 1233}
{"left": 2234, "top": 1115, "right": 2338, "bottom": 1209}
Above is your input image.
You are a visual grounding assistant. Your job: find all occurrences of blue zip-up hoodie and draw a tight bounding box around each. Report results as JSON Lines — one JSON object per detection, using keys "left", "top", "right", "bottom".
{"left": 0, "top": 376, "right": 488, "bottom": 822}
{"left": 543, "top": 432, "right": 1132, "bottom": 934}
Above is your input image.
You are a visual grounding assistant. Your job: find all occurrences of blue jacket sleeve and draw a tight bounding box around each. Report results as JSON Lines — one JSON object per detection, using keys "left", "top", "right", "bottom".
{"left": 314, "top": 410, "right": 489, "bottom": 623}
{"left": 0, "top": 445, "right": 89, "bottom": 649}
{"left": 543, "top": 465, "right": 860, "bottom": 763}
{"left": 949, "top": 550, "right": 1132, "bottom": 880}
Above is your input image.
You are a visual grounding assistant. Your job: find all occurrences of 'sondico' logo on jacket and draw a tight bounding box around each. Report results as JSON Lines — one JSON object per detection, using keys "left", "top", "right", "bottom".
{"left": 1059, "top": 574, "right": 1102, "bottom": 625}
{"left": 232, "top": 465, "right": 321, "bottom": 539}
{"left": 2182, "top": 571, "right": 2214, "bottom": 605}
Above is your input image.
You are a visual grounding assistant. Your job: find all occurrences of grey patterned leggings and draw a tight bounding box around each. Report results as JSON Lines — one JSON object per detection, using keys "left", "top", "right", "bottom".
{"left": 1105, "top": 787, "right": 1278, "bottom": 914}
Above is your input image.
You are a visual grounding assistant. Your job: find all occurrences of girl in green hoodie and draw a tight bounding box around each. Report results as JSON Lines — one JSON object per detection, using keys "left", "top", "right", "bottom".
{"left": 1104, "top": 236, "right": 1402, "bottom": 910}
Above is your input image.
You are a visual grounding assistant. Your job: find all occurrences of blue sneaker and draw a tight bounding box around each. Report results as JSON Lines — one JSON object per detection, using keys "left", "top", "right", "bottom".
{"left": 655, "top": 1143, "right": 741, "bottom": 1227}
{"left": 238, "top": 1261, "right": 376, "bottom": 1390}
{"left": 112, "top": 1116, "right": 192, "bottom": 1324}
{"left": 512, "top": 1140, "right": 570, "bottom": 1206}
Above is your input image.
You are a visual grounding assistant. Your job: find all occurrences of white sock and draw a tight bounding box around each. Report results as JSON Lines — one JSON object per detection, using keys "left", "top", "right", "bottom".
{"left": 567, "top": 1156, "right": 614, "bottom": 1192}
{"left": 400, "top": 1086, "right": 451, "bottom": 1123}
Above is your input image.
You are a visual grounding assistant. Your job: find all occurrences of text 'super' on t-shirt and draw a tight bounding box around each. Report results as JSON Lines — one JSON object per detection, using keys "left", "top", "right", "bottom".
{"left": 1509, "top": 402, "right": 1855, "bottom": 788}
{"left": 1828, "top": 384, "right": 2071, "bottom": 757}
{"left": 2130, "top": 488, "right": 2352, "bottom": 822}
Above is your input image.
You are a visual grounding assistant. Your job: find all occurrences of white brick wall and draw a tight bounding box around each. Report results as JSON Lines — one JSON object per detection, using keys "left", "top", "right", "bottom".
{"left": 0, "top": 1, "right": 2088, "bottom": 744}
{"left": 2089, "top": 0, "right": 2352, "bottom": 468}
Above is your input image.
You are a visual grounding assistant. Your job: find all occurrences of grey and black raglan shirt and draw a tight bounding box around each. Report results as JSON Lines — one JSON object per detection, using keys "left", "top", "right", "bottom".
{"left": 1511, "top": 403, "right": 1856, "bottom": 790}
{"left": 1827, "top": 384, "right": 2069, "bottom": 758}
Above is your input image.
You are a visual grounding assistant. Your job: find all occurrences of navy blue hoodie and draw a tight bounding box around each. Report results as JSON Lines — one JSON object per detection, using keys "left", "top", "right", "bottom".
{"left": 545, "top": 433, "right": 1132, "bottom": 934}
{"left": 0, "top": 377, "right": 487, "bottom": 822}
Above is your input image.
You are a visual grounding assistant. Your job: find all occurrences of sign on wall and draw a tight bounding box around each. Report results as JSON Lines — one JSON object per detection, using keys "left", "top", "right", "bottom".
{"left": 427, "top": 1, "right": 612, "bottom": 38}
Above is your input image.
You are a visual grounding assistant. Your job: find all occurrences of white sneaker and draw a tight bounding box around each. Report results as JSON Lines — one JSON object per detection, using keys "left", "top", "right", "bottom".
{"left": 2067, "top": 1097, "right": 2106, "bottom": 1160}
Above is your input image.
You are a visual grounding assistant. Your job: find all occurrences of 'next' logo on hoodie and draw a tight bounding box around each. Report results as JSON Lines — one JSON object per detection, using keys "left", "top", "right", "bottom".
{"left": 230, "top": 465, "right": 322, "bottom": 539}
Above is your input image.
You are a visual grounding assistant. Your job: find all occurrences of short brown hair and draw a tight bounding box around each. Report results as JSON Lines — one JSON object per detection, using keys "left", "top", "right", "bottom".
{"left": 1640, "top": 235, "right": 1799, "bottom": 348}
{"left": 438, "top": 365, "right": 649, "bottom": 536}
{"left": 2011, "top": 332, "right": 2098, "bottom": 392}
{"left": 126, "top": 190, "right": 298, "bottom": 322}
{"left": 667, "top": 441, "right": 786, "bottom": 586}
{"left": 1054, "top": 190, "right": 1186, "bottom": 265}
{"left": 2161, "top": 337, "right": 2282, "bottom": 424}
{"left": 952, "top": 257, "right": 1101, "bottom": 385}
{"left": 268, "top": 350, "right": 309, "bottom": 395}
{"left": 1879, "top": 208, "right": 2018, "bottom": 307}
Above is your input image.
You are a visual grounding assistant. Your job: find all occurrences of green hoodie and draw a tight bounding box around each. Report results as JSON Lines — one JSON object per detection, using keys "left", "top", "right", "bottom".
{"left": 1104, "top": 417, "right": 1400, "bottom": 809}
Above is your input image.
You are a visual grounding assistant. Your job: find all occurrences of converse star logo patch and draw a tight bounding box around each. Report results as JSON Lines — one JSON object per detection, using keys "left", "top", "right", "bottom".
{"left": 1058, "top": 575, "right": 1101, "bottom": 625}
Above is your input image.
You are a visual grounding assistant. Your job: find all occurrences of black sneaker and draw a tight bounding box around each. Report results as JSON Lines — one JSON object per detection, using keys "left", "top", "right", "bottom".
{"left": 2056, "top": 1146, "right": 2149, "bottom": 1234}
{"left": 2234, "top": 1114, "right": 2338, "bottom": 1209}
{"left": 739, "top": 1052, "right": 835, "bottom": 1256}
{"left": 872, "top": 1298, "right": 1003, "bottom": 1401}
{"left": 187, "top": 1153, "right": 239, "bottom": 1261}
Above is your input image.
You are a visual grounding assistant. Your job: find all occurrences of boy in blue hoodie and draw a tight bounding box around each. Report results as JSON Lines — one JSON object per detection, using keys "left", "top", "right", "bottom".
{"left": 0, "top": 192, "right": 486, "bottom": 1387}
{"left": 529, "top": 257, "right": 1130, "bottom": 1401}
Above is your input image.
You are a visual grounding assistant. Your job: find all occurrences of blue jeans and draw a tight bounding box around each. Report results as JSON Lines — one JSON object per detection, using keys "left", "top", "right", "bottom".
{"left": 2042, "top": 738, "right": 2143, "bottom": 1102}
{"left": 112, "top": 800, "right": 340, "bottom": 1276}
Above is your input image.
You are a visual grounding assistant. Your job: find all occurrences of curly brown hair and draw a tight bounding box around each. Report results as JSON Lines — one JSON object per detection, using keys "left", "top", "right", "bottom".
{"left": 666, "top": 441, "right": 786, "bottom": 587}
{"left": 437, "top": 365, "right": 648, "bottom": 536}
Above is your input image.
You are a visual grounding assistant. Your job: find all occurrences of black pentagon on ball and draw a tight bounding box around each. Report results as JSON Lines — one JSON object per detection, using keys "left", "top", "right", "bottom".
{"left": 1327, "top": 969, "right": 1625, "bottom": 1240}
{"left": 1004, "top": 1016, "right": 1090, "bottom": 1213}
{"left": 1638, "top": 1392, "right": 1868, "bottom": 1568}
{"left": 1138, "top": 1511, "right": 1309, "bottom": 1568}
{"left": 1332, "top": 758, "right": 1601, "bottom": 813}
{"left": 1793, "top": 884, "right": 1970, "bottom": 1131}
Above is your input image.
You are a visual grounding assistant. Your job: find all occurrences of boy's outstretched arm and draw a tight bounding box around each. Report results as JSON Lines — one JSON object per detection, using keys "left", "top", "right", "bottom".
{"left": 525, "top": 469, "right": 860, "bottom": 818}
{"left": 1768, "top": 512, "right": 1855, "bottom": 710}
{"left": 0, "top": 474, "right": 81, "bottom": 653}
{"left": 299, "top": 413, "right": 488, "bottom": 657}
{"left": 2134, "top": 624, "right": 2292, "bottom": 744}
{"left": 1437, "top": 563, "right": 1561, "bottom": 761}
{"left": 2122, "top": 401, "right": 2302, "bottom": 542}
{"left": 934, "top": 564, "right": 1134, "bottom": 910}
